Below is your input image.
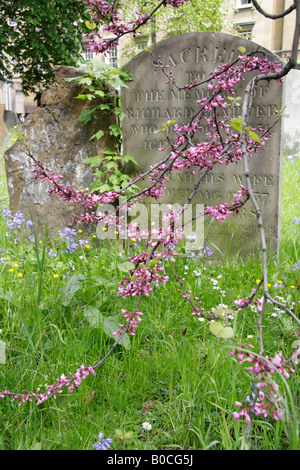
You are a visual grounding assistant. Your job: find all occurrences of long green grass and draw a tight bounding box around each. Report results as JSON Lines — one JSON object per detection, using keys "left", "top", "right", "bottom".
{"left": 0, "top": 149, "right": 299, "bottom": 450}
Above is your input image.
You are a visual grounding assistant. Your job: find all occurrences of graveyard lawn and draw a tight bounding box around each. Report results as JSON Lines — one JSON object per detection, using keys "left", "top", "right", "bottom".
{"left": 0, "top": 151, "right": 299, "bottom": 451}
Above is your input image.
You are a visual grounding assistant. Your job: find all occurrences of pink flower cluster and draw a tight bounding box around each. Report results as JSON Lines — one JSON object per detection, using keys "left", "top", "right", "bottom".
{"left": 113, "top": 309, "right": 144, "bottom": 337}
{"left": 230, "top": 347, "right": 295, "bottom": 423}
{"left": 0, "top": 365, "right": 96, "bottom": 406}
{"left": 205, "top": 185, "right": 249, "bottom": 222}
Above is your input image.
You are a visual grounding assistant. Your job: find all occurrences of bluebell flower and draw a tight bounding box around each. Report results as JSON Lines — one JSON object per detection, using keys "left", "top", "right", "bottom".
{"left": 48, "top": 249, "right": 57, "bottom": 259}
{"left": 292, "top": 261, "right": 300, "bottom": 271}
{"left": 79, "top": 239, "right": 89, "bottom": 246}
{"left": 199, "top": 241, "right": 213, "bottom": 257}
{"left": 93, "top": 432, "right": 113, "bottom": 450}
{"left": 66, "top": 242, "right": 78, "bottom": 254}
{"left": 292, "top": 218, "right": 300, "bottom": 225}
{"left": 26, "top": 220, "right": 34, "bottom": 229}
{"left": 3, "top": 206, "right": 12, "bottom": 220}
{"left": 12, "top": 211, "right": 25, "bottom": 228}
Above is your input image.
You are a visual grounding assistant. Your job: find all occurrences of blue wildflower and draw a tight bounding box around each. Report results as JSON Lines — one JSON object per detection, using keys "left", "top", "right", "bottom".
{"left": 93, "top": 432, "right": 113, "bottom": 450}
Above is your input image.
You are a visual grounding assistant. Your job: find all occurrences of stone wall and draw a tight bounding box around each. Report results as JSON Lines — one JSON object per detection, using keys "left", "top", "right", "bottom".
{"left": 4, "top": 66, "right": 116, "bottom": 236}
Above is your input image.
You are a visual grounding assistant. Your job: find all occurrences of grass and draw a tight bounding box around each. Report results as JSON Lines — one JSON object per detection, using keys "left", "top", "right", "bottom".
{"left": 0, "top": 148, "right": 299, "bottom": 450}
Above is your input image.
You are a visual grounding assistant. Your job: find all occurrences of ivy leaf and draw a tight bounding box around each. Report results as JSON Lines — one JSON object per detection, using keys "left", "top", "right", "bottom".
{"left": 84, "top": 155, "right": 102, "bottom": 167}
{"left": 89, "top": 130, "right": 105, "bottom": 141}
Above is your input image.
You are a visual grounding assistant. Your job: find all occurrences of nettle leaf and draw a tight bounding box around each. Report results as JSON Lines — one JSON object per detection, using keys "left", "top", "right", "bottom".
{"left": 117, "top": 261, "right": 135, "bottom": 273}
{"left": 62, "top": 274, "right": 86, "bottom": 306}
{"left": 83, "top": 306, "right": 103, "bottom": 328}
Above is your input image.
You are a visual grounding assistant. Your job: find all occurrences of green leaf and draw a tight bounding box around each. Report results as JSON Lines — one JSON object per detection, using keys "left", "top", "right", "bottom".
{"left": 83, "top": 306, "right": 103, "bottom": 328}
{"left": 77, "top": 109, "right": 94, "bottom": 123}
{"left": 106, "top": 161, "right": 118, "bottom": 170}
{"left": 238, "top": 46, "right": 246, "bottom": 54}
{"left": 117, "top": 261, "right": 135, "bottom": 273}
{"left": 104, "top": 317, "right": 131, "bottom": 350}
{"left": 109, "top": 124, "right": 122, "bottom": 137}
{"left": 209, "top": 321, "right": 234, "bottom": 339}
{"left": 62, "top": 274, "right": 86, "bottom": 306}
{"left": 123, "top": 154, "right": 137, "bottom": 164}
{"left": 115, "top": 108, "right": 127, "bottom": 121}
{"left": 209, "top": 321, "right": 225, "bottom": 337}
{"left": 89, "top": 130, "right": 105, "bottom": 141}
{"left": 84, "top": 155, "right": 102, "bottom": 167}
{"left": 85, "top": 20, "right": 96, "bottom": 30}
{"left": 211, "top": 306, "right": 226, "bottom": 318}
{"left": 248, "top": 130, "right": 261, "bottom": 143}
{"left": 218, "top": 327, "right": 234, "bottom": 339}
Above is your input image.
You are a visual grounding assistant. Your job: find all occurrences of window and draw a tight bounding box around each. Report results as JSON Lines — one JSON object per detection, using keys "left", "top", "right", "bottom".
{"left": 105, "top": 44, "right": 118, "bottom": 68}
{"left": 234, "top": 22, "right": 254, "bottom": 40}
{"left": 236, "top": 0, "right": 252, "bottom": 7}
{"left": 135, "top": 35, "right": 149, "bottom": 52}
{"left": 84, "top": 49, "right": 94, "bottom": 62}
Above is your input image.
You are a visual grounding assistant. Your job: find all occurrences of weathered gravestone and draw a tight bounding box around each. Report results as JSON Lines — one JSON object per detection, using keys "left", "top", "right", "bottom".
{"left": 121, "top": 32, "right": 283, "bottom": 258}
{"left": 4, "top": 65, "right": 116, "bottom": 237}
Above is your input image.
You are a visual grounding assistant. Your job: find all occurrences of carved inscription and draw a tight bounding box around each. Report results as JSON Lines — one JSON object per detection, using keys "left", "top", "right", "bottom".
{"left": 121, "top": 32, "right": 283, "bottom": 257}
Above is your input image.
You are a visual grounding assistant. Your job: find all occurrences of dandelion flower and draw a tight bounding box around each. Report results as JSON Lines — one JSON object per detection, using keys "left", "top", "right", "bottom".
{"left": 17, "top": 272, "right": 23, "bottom": 278}
{"left": 85, "top": 244, "right": 91, "bottom": 249}
{"left": 290, "top": 285, "right": 296, "bottom": 289}
{"left": 53, "top": 274, "right": 59, "bottom": 278}
{"left": 13, "top": 263, "right": 19, "bottom": 268}
{"left": 8, "top": 268, "right": 14, "bottom": 272}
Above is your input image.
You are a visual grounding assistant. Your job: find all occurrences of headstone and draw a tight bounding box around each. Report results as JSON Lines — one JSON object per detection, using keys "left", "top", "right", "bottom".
{"left": 4, "top": 65, "right": 116, "bottom": 236}
{"left": 121, "top": 32, "right": 283, "bottom": 258}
